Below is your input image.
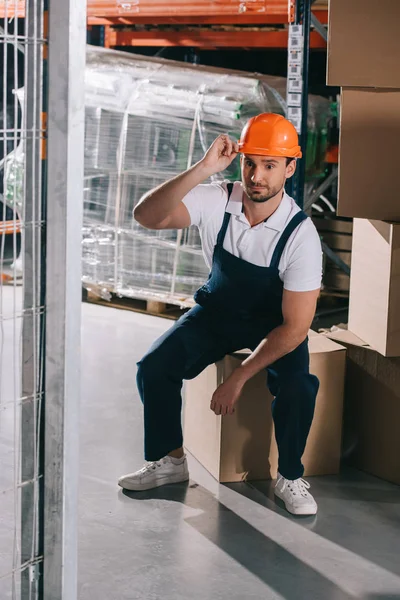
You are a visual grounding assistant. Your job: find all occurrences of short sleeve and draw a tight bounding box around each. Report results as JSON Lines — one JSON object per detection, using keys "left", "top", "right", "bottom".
{"left": 182, "top": 183, "right": 227, "bottom": 228}
{"left": 283, "top": 219, "right": 323, "bottom": 292}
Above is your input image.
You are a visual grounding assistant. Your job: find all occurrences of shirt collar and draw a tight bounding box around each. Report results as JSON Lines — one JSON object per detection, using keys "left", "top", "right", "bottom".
{"left": 225, "top": 181, "right": 293, "bottom": 232}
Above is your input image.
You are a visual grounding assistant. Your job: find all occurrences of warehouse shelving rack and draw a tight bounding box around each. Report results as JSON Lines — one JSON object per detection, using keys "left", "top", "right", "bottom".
{"left": 86, "top": 1, "right": 327, "bottom": 50}
{"left": 0, "top": 1, "right": 328, "bottom": 49}
{"left": 1, "top": 0, "right": 348, "bottom": 311}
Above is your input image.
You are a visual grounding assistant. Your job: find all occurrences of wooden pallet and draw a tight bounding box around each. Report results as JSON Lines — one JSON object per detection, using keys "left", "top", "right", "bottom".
{"left": 82, "top": 288, "right": 191, "bottom": 320}
{"left": 83, "top": 286, "right": 348, "bottom": 322}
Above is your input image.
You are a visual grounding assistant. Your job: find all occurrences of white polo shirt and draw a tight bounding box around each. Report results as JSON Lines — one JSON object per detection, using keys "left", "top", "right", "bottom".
{"left": 182, "top": 181, "right": 322, "bottom": 292}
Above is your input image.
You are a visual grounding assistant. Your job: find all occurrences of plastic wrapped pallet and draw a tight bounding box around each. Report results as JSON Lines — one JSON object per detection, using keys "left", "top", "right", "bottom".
{"left": 82, "top": 46, "right": 331, "bottom": 305}
{"left": 1, "top": 47, "right": 330, "bottom": 303}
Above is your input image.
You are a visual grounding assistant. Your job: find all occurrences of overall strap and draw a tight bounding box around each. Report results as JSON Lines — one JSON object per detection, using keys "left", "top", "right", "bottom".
{"left": 270, "top": 210, "right": 308, "bottom": 269}
{"left": 216, "top": 182, "right": 234, "bottom": 247}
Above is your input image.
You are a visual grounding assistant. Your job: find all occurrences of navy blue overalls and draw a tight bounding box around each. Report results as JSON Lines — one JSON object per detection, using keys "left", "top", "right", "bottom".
{"left": 137, "top": 184, "right": 319, "bottom": 480}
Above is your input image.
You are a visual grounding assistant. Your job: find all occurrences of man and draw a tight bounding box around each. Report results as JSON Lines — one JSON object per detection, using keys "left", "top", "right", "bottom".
{"left": 119, "top": 113, "right": 323, "bottom": 516}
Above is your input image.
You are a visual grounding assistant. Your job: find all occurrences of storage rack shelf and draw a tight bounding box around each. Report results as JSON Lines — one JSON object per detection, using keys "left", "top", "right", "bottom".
{"left": 102, "top": 28, "right": 326, "bottom": 49}
{"left": 0, "top": 1, "right": 328, "bottom": 50}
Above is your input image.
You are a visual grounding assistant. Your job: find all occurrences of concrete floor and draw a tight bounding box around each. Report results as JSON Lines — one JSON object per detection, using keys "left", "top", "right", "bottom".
{"left": 79, "top": 301, "right": 400, "bottom": 600}
{"left": 1, "top": 285, "right": 399, "bottom": 599}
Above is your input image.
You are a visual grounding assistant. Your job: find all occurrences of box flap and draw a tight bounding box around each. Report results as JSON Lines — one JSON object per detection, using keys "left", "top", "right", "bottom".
{"left": 309, "top": 332, "right": 345, "bottom": 354}
{"left": 233, "top": 348, "right": 251, "bottom": 358}
{"left": 233, "top": 331, "right": 345, "bottom": 358}
{"left": 324, "top": 329, "right": 370, "bottom": 348}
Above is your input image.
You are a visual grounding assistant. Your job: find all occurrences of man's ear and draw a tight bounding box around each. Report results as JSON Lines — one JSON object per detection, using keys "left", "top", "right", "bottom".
{"left": 285, "top": 159, "right": 297, "bottom": 180}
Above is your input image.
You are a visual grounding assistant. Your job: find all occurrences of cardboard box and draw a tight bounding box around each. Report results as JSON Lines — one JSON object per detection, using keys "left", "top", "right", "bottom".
{"left": 338, "top": 88, "right": 400, "bottom": 221}
{"left": 183, "top": 333, "right": 346, "bottom": 483}
{"left": 349, "top": 219, "right": 400, "bottom": 357}
{"left": 327, "top": 0, "right": 400, "bottom": 88}
{"left": 324, "top": 329, "right": 400, "bottom": 486}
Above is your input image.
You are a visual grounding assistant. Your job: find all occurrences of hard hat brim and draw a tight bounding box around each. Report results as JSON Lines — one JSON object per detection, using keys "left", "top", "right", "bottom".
{"left": 238, "top": 143, "right": 302, "bottom": 159}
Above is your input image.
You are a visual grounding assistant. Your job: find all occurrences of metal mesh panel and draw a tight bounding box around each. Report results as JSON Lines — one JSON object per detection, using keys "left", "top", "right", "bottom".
{"left": 0, "top": 0, "right": 45, "bottom": 598}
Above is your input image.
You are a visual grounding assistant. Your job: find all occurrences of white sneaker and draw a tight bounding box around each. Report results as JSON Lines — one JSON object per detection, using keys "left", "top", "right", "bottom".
{"left": 274, "top": 473, "right": 318, "bottom": 516}
{"left": 118, "top": 455, "right": 189, "bottom": 492}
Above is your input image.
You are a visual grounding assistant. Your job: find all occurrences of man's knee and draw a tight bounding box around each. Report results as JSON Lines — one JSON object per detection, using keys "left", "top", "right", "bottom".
{"left": 137, "top": 337, "right": 186, "bottom": 387}
{"left": 137, "top": 349, "right": 163, "bottom": 383}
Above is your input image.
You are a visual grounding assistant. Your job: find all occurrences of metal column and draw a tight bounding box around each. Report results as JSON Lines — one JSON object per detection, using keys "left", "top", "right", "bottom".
{"left": 286, "top": 0, "right": 312, "bottom": 208}
{"left": 44, "top": 0, "right": 86, "bottom": 597}
{"left": 297, "top": 0, "right": 312, "bottom": 209}
{"left": 21, "top": 0, "right": 46, "bottom": 596}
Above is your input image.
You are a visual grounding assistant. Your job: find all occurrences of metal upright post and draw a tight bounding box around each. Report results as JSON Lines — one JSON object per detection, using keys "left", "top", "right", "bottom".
{"left": 21, "top": 0, "right": 45, "bottom": 596}
{"left": 99, "top": 25, "right": 105, "bottom": 47}
{"left": 296, "top": 0, "right": 312, "bottom": 209}
{"left": 286, "top": 0, "right": 312, "bottom": 209}
{"left": 44, "top": 0, "right": 86, "bottom": 597}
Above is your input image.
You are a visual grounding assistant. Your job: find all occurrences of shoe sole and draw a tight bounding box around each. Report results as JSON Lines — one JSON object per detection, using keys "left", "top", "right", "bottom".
{"left": 274, "top": 488, "right": 318, "bottom": 516}
{"left": 118, "top": 472, "right": 189, "bottom": 492}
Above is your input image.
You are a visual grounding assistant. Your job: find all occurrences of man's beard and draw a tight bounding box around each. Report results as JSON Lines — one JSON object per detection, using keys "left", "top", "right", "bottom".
{"left": 244, "top": 182, "right": 283, "bottom": 204}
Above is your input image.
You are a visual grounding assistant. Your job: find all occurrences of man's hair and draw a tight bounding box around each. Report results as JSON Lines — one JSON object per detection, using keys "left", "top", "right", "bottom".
{"left": 286, "top": 157, "right": 295, "bottom": 166}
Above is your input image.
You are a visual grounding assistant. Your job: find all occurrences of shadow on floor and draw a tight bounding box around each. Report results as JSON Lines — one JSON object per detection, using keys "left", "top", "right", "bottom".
{"left": 224, "top": 468, "right": 400, "bottom": 579}
{"left": 366, "top": 597, "right": 400, "bottom": 599}
{"left": 122, "top": 481, "right": 355, "bottom": 600}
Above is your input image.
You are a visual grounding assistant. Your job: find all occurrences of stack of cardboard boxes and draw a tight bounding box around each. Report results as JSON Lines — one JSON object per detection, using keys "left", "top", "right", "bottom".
{"left": 326, "top": 0, "right": 400, "bottom": 485}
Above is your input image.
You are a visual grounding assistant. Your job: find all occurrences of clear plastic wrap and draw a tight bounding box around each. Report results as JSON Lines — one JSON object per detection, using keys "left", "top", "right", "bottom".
{"left": 83, "top": 46, "right": 330, "bottom": 305}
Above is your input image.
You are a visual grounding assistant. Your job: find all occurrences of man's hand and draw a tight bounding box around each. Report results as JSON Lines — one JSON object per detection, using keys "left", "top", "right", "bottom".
{"left": 210, "top": 372, "right": 245, "bottom": 416}
{"left": 200, "top": 135, "right": 239, "bottom": 177}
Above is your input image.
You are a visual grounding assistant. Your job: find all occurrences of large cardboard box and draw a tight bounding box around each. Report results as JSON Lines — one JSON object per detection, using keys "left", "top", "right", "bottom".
{"left": 183, "top": 333, "right": 346, "bottom": 483}
{"left": 325, "top": 329, "right": 400, "bottom": 486}
{"left": 349, "top": 219, "right": 400, "bottom": 357}
{"left": 338, "top": 88, "right": 400, "bottom": 221}
{"left": 327, "top": 0, "right": 400, "bottom": 88}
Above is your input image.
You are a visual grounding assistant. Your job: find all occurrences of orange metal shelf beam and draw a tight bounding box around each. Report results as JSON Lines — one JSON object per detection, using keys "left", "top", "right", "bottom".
{"left": 88, "top": 11, "right": 328, "bottom": 25}
{"left": 0, "top": 0, "right": 328, "bottom": 25}
{"left": 0, "top": 221, "right": 21, "bottom": 235}
{"left": 0, "top": 0, "right": 24, "bottom": 17}
{"left": 86, "top": 0, "right": 291, "bottom": 18}
{"left": 105, "top": 28, "right": 326, "bottom": 49}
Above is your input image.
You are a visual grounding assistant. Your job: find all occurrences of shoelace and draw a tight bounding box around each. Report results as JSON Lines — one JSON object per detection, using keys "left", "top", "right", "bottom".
{"left": 139, "top": 458, "right": 168, "bottom": 474}
{"left": 282, "top": 477, "right": 311, "bottom": 497}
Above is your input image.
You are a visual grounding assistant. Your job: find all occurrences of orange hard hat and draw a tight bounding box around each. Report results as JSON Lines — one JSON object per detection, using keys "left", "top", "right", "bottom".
{"left": 238, "top": 113, "right": 302, "bottom": 159}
